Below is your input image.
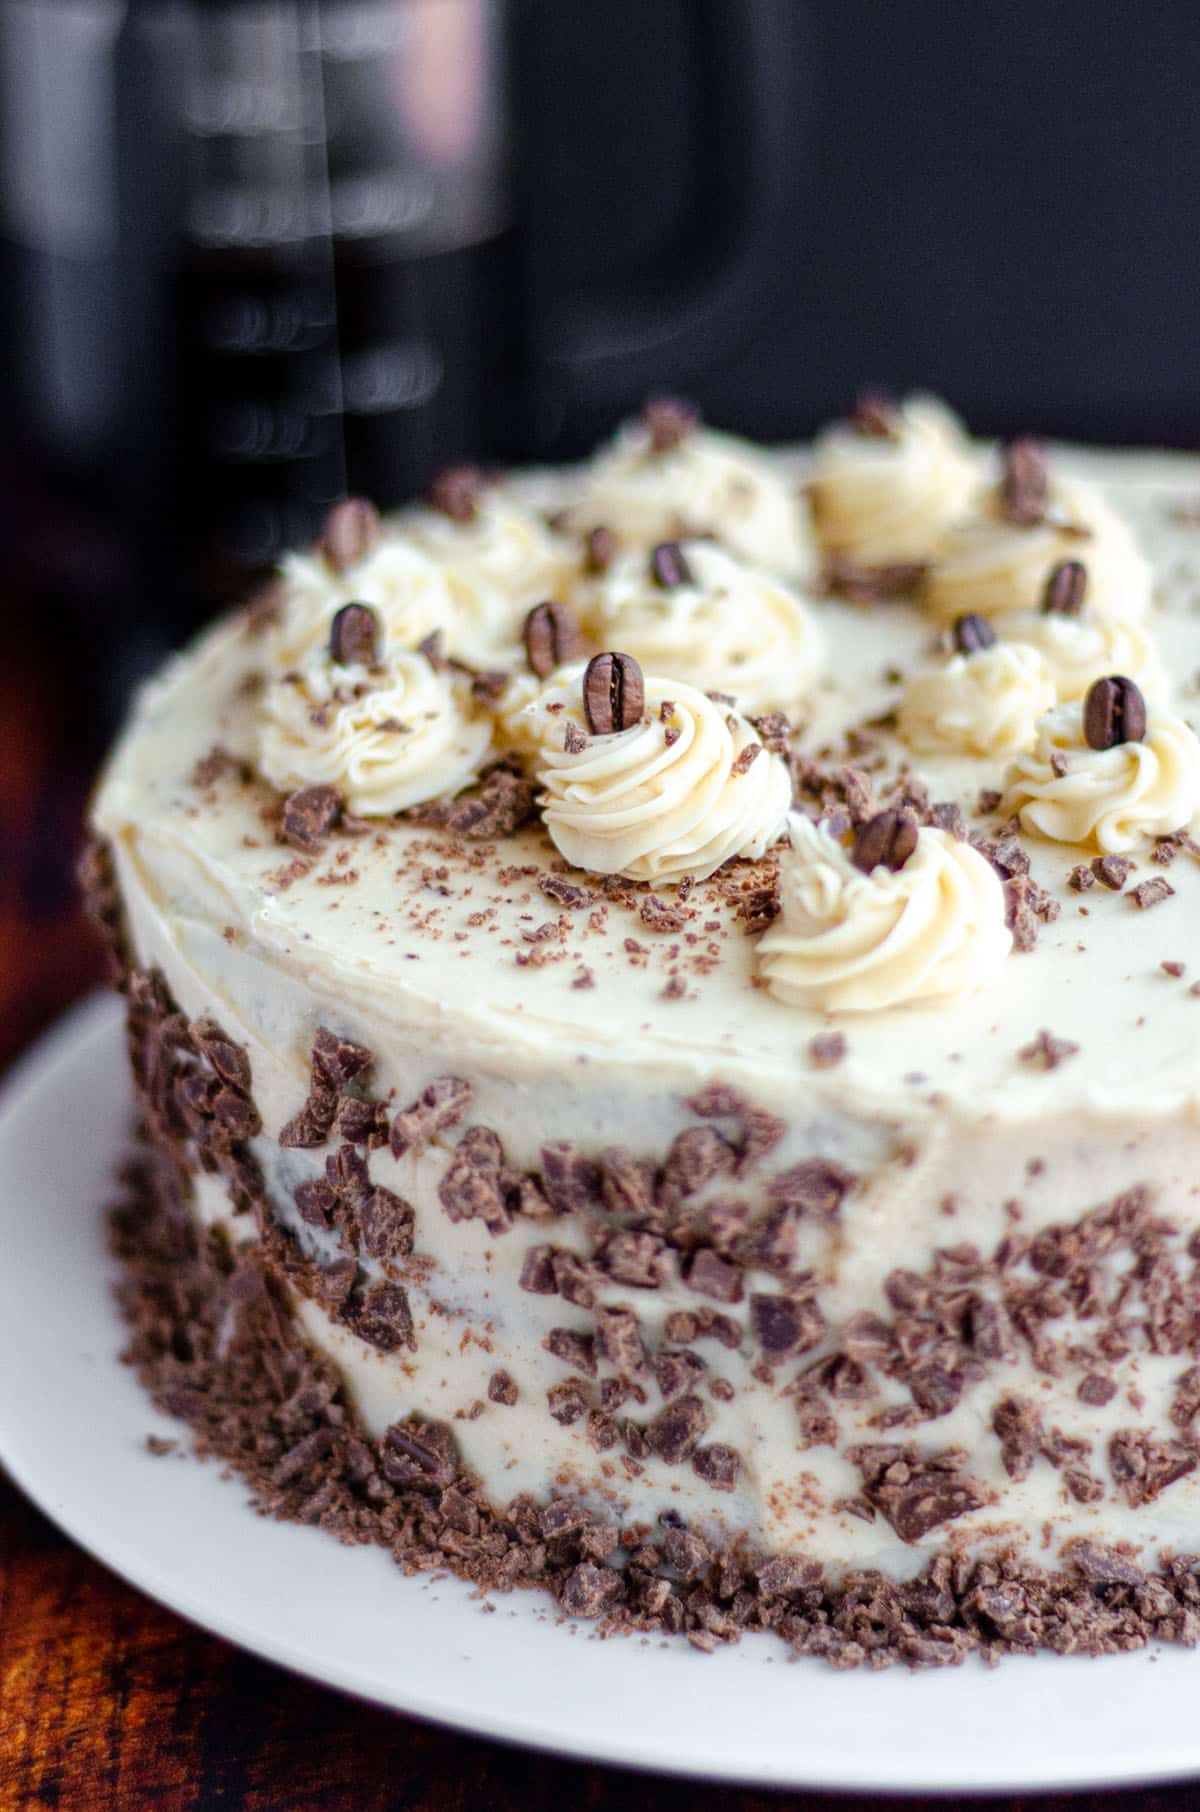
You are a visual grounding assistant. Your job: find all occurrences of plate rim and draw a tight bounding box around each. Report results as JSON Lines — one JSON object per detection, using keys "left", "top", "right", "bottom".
{"left": 2, "top": 992, "right": 1200, "bottom": 1796}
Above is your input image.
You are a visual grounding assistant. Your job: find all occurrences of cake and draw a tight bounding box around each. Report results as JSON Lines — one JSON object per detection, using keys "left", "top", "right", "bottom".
{"left": 85, "top": 396, "right": 1200, "bottom": 1665}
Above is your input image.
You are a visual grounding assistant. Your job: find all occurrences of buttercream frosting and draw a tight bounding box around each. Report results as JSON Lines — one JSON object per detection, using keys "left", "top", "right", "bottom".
{"left": 924, "top": 476, "right": 1153, "bottom": 624}
{"left": 999, "top": 700, "right": 1200, "bottom": 853}
{"left": 257, "top": 584, "right": 493, "bottom": 815}
{"left": 398, "top": 489, "right": 581, "bottom": 668}
{"left": 898, "top": 642, "right": 1056, "bottom": 758}
{"left": 521, "top": 664, "right": 791, "bottom": 883}
{"left": 810, "top": 394, "right": 978, "bottom": 564}
{"left": 757, "top": 815, "right": 1012, "bottom": 1012}
{"left": 581, "top": 539, "right": 823, "bottom": 716}
{"left": 997, "top": 609, "right": 1165, "bottom": 704}
{"left": 564, "top": 419, "right": 813, "bottom": 581}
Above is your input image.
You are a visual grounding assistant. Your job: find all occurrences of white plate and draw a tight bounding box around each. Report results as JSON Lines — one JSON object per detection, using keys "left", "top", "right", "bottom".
{"left": 1, "top": 993, "right": 1197, "bottom": 1795}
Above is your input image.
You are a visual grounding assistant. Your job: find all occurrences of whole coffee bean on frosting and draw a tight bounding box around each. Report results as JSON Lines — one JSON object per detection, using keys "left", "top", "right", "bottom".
{"left": 583, "top": 652, "right": 644, "bottom": 735}
{"left": 852, "top": 389, "right": 900, "bottom": 437}
{"left": 643, "top": 396, "right": 699, "bottom": 452}
{"left": 429, "top": 464, "right": 486, "bottom": 522}
{"left": 851, "top": 809, "right": 919, "bottom": 875}
{"left": 584, "top": 524, "right": 615, "bottom": 574}
{"left": 1000, "top": 437, "right": 1048, "bottom": 526}
{"left": 524, "top": 601, "right": 582, "bottom": 678}
{"left": 953, "top": 612, "right": 996, "bottom": 654}
{"left": 650, "top": 541, "right": 694, "bottom": 590}
{"left": 1042, "top": 559, "right": 1088, "bottom": 616}
{"left": 1083, "top": 675, "right": 1147, "bottom": 750}
{"left": 320, "top": 497, "right": 380, "bottom": 571}
{"left": 329, "top": 602, "right": 381, "bottom": 668}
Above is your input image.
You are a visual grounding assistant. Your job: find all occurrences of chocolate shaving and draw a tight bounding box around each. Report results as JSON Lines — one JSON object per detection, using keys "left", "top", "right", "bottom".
{"left": 1131, "top": 878, "right": 1174, "bottom": 910}
{"left": 391, "top": 1076, "right": 473, "bottom": 1159}
{"left": 282, "top": 786, "right": 342, "bottom": 854}
{"left": 855, "top": 1444, "right": 991, "bottom": 1542}
{"left": 1092, "top": 855, "right": 1132, "bottom": 892}
{"left": 1018, "top": 1029, "right": 1080, "bottom": 1071}
{"left": 409, "top": 757, "right": 537, "bottom": 839}
{"left": 823, "top": 556, "right": 926, "bottom": 604}
{"left": 808, "top": 1033, "right": 847, "bottom": 1070}
{"left": 644, "top": 1394, "right": 708, "bottom": 1465}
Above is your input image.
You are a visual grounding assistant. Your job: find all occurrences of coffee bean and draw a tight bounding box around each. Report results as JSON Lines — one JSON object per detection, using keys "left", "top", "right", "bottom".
{"left": 583, "top": 652, "right": 644, "bottom": 734}
{"left": 429, "top": 464, "right": 485, "bottom": 522}
{"left": 953, "top": 613, "right": 996, "bottom": 654}
{"left": 329, "top": 602, "right": 380, "bottom": 667}
{"left": 1041, "top": 559, "right": 1088, "bottom": 616}
{"left": 851, "top": 809, "right": 919, "bottom": 875}
{"left": 1000, "top": 437, "right": 1048, "bottom": 526}
{"left": 524, "top": 601, "right": 582, "bottom": 678}
{"left": 1083, "top": 675, "right": 1147, "bottom": 750}
{"left": 585, "top": 524, "right": 615, "bottom": 574}
{"left": 650, "top": 541, "right": 694, "bottom": 589}
{"left": 320, "top": 498, "right": 379, "bottom": 571}
{"left": 643, "top": 396, "right": 698, "bottom": 452}
{"left": 853, "top": 389, "right": 900, "bottom": 437}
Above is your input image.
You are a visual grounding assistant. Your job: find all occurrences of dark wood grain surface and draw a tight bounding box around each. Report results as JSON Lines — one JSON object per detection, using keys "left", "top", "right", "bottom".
{"left": 2, "top": 643, "right": 1200, "bottom": 1811}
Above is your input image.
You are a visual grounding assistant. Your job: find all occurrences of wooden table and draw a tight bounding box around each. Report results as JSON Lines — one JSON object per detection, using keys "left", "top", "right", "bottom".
{"left": 5, "top": 1476, "right": 1200, "bottom": 1812}
{"left": 1, "top": 646, "right": 1197, "bottom": 1811}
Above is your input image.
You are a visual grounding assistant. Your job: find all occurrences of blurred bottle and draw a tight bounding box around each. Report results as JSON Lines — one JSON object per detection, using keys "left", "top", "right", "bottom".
{"left": 0, "top": 0, "right": 804, "bottom": 730}
{"left": 0, "top": 0, "right": 518, "bottom": 715}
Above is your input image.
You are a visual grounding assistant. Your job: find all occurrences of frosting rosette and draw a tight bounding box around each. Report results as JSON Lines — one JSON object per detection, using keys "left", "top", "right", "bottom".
{"left": 398, "top": 489, "right": 581, "bottom": 668}
{"left": 583, "top": 540, "right": 823, "bottom": 715}
{"left": 273, "top": 538, "right": 456, "bottom": 671}
{"left": 258, "top": 620, "right": 492, "bottom": 817}
{"left": 563, "top": 419, "right": 813, "bottom": 581}
{"left": 520, "top": 666, "right": 790, "bottom": 882}
{"left": 924, "top": 477, "right": 1152, "bottom": 624}
{"left": 757, "top": 816, "right": 1011, "bottom": 1013}
{"left": 998, "top": 701, "right": 1200, "bottom": 853}
{"left": 898, "top": 642, "right": 1056, "bottom": 758}
{"left": 997, "top": 609, "right": 1165, "bottom": 704}
{"left": 810, "top": 394, "right": 978, "bottom": 564}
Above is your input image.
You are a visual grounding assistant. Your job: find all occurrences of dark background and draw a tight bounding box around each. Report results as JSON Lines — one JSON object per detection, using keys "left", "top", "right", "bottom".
{"left": 4, "top": 2, "right": 1200, "bottom": 1804}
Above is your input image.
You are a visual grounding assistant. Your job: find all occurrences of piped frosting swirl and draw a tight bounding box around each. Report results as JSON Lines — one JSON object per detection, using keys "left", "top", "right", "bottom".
{"left": 399, "top": 488, "right": 581, "bottom": 667}
{"left": 998, "top": 699, "right": 1200, "bottom": 853}
{"left": 997, "top": 609, "right": 1165, "bottom": 704}
{"left": 898, "top": 642, "right": 1056, "bottom": 758}
{"left": 520, "top": 664, "right": 791, "bottom": 883}
{"left": 757, "top": 816, "right": 1012, "bottom": 1013}
{"left": 257, "top": 590, "right": 492, "bottom": 816}
{"left": 564, "top": 419, "right": 813, "bottom": 581}
{"left": 924, "top": 476, "right": 1152, "bottom": 624}
{"left": 582, "top": 539, "right": 823, "bottom": 716}
{"left": 810, "top": 394, "right": 978, "bottom": 564}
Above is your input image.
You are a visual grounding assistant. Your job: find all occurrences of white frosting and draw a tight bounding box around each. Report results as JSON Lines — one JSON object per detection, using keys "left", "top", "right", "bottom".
{"left": 398, "top": 490, "right": 581, "bottom": 667}
{"left": 257, "top": 575, "right": 493, "bottom": 816}
{"left": 564, "top": 420, "right": 813, "bottom": 580}
{"left": 273, "top": 539, "right": 456, "bottom": 670}
{"left": 898, "top": 642, "right": 1056, "bottom": 757}
{"left": 997, "top": 609, "right": 1166, "bottom": 704}
{"left": 810, "top": 395, "right": 978, "bottom": 563}
{"left": 999, "top": 701, "right": 1200, "bottom": 853}
{"left": 581, "top": 539, "right": 823, "bottom": 715}
{"left": 757, "top": 816, "right": 1012, "bottom": 1013}
{"left": 924, "top": 476, "right": 1153, "bottom": 624}
{"left": 522, "top": 665, "right": 791, "bottom": 883}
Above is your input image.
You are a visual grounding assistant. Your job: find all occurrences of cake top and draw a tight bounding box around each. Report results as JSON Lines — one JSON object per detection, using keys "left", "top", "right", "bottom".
{"left": 95, "top": 400, "right": 1200, "bottom": 1126}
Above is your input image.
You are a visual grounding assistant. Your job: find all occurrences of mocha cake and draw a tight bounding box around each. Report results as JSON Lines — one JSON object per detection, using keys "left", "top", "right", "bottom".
{"left": 85, "top": 396, "right": 1200, "bottom": 1665}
